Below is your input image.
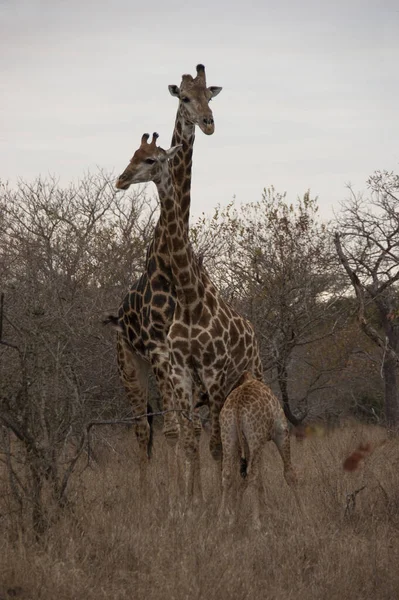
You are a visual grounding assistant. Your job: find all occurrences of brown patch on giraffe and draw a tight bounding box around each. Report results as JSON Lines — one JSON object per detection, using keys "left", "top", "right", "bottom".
{"left": 203, "top": 350, "right": 215, "bottom": 367}
{"left": 181, "top": 196, "right": 190, "bottom": 218}
{"left": 197, "top": 330, "right": 211, "bottom": 346}
{"left": 191, "top": 302, "right": 203, "bottom": 324}
{"left": 168, "top": 222, "right": 177, "bottom": 237}
{"left": 191, "top": 326, "right": 203, "bottom": 338}
{"left": 205, "top": 290, "right": 218, "bottom": 314}
{"left": 229, "top": 320, "right": 240, "bottom": 347}
{"left": 173, "top": 339, "right": 190, "bottom": 355}
{"left": 184, "top": 287, "right": 199, "bottom": 306}
{"left": 171, "top": 322, "right": 189, "bottom": 338}
{"left": 214, "top": 338, "right": 226, "bottom": 356}
{"left": 244, "top": 331, "right": 252, "bottom": 345}
{"left": 199, "top": 307, "right": 212, "bottom": 328}
{"left": 171, "top": 349, "right": 185, "bottom": 367}
{"left": 163, "top": 197, "right": 174, "bottom": 212}
{"left": 174, "top": 163, "right": 185, "bottom": 184}
{"left": 151, "top": 278, "right": 166, "bottom": 292}
{"left": 172, "top": 246, "right": 188, "bottom": 263}
{"left": 218, "top": 308, "right": 229, "bottom": 328}
{"left": 190, "top": 338, "right": 202, "bottom": 359}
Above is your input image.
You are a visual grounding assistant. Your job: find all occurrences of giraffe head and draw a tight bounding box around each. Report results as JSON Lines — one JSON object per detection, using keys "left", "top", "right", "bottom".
{"left": 168, "top": 64, "right": 222, "bottom": 135}
{"left": 115, "top": 133, "right": 180, "bottom": 190}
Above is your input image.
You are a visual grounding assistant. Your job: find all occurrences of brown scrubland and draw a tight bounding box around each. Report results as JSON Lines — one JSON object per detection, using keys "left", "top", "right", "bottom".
{"left": 1, "top": 421, "right": 399, "bottom": 600}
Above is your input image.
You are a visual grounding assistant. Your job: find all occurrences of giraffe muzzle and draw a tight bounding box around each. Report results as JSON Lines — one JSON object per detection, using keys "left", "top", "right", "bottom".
{"left": 115, "top": 176, "right": 131, "bottom": 190}
{"left": 201, "top": 116, "right": 215, "bottom": 135}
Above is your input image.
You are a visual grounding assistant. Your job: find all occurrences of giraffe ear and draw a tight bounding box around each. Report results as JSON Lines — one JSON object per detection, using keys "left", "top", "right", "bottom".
{"left": 165, "top": 145, "right": 182, "bottom": 159}
{"left": 208, "top": 86, "right": 222, "bottom": 98}
{"left": 168, "top": 85, "right": 180, "bottom": 98}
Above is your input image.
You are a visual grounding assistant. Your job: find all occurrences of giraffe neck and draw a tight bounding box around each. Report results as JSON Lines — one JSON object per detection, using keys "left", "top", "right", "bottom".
{"left": 156, "top": 167, "right": 203, "bottom": 308}
{"left": 170, "top": 105, "right": 195, "bottom": 233}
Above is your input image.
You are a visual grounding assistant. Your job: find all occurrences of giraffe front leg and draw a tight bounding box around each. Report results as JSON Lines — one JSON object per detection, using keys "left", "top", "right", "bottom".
{"left": 151, "top": 351, "right": 179, "bottom": 445}
{"left": 209, "top": 393, "right": 225, "bottom": 462}
{"left": 171, "top": 368, "right": 202, "bottom": 506}
{"left": 179, "top": 416, "right": 202, "bottom": 505}
{"left": 118, "top": 340, "right": 152, "bottom": 493}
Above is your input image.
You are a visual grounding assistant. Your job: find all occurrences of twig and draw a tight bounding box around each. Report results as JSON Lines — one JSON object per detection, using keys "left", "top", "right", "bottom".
{"left": 344, "top": 485, "right": 366, "bottom": 517}
{"left": 85, "top": 408, "right": 194, "bottom": 467}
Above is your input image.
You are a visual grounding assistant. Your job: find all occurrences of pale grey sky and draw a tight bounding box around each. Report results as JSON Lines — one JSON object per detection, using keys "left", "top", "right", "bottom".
{"left": 1, "top": 0, "right": 398, "bottom": 221}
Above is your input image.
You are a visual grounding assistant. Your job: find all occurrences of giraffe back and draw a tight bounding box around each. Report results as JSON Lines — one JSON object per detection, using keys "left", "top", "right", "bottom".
{"left": 221, "top": 374, "right": 287, "bottom": 455}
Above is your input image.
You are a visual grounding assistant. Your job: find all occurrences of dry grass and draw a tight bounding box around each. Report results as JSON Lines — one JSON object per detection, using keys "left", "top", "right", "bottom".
{"left": 1, "top": 422, "right": 399, "bottom": 600}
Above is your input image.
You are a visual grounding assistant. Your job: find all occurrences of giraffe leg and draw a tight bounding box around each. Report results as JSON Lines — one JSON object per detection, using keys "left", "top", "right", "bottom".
{"left": 149, "top": 351, "right": 183, "bottom": 507}
{"left": 117, "top": 337, "right": 152, "bottom": 492}
{"left": 193, "top": 412, "right": 203, "bottom": 441}
{"left": 219, "top": 409, "right": 237, "bottom": 525}
{"left": 272, "top": 419, "right": 297, "bottom": 488}
{"left": 170, "top": 368, "right": 202, "bottom": 506}
{"left": 150, "top": 350, "right": 179, "bottom": 445}
{"left": 245, "top": 448, "right": 262, "bottom": 531}
{"left": 209, "top": 392, "right": 225, "bottom": 462}
{"left": 191, "top": 385, "right": 204, "bottom": 502}
{"left": 179, "top": 413, "right": 201, "bottom": 505}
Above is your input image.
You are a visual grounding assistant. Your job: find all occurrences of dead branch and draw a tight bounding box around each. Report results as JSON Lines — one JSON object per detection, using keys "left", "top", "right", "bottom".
{"left": 334, "top": 232, "right": 399, "bottom": 365}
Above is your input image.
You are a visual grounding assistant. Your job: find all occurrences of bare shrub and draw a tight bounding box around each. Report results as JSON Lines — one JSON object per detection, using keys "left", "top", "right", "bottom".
{"left": 0, "top": 174, "right": 157, "bottom": 534}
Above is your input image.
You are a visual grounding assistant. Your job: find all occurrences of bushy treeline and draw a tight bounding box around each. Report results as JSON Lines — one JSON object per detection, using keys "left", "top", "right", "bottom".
{"left": 0, "top": 170, "right": 398, "bottom": 533}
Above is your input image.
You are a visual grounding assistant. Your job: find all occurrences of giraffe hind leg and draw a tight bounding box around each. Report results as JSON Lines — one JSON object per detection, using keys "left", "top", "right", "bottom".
{"left": 244, "top": 449, "right": 263, "bottom": 530}
{"left": 219, "top": 420, "right": 236, "bottom": 524}
{"left": 273, "top": 419, "right": 297, "bottom": 487}
{"left": 117, "top": 338, "right": 152, "bottom": 484}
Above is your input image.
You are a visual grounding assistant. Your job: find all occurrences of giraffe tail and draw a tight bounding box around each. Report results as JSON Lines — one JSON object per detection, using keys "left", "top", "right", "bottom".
{"left": 102, "top": 314, "right": 124, "bottom": 332}
{"left": 147, "top": 402, "right": 154, "bottom": 459}
{"left": 235, "top": 404, "right": 248, "bottom": 479}
{"left": 240, "top": 456, "right": 248, "bottom": 479}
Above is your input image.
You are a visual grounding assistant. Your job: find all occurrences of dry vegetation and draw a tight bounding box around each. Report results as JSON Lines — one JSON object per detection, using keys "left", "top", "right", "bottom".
{"left": 1, "top": 173, "right": 398, "bottom": 598}
{"left": 1, "top": 422, "right": 399, "bottom": 600}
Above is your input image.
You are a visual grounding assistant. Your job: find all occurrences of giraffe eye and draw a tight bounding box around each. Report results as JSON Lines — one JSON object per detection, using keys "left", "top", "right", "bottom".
{"left": 145, "top": 158, "right": 156, "bottom": 165}
{"left": 181, "top": 97, "right": 190, "bottom": 103}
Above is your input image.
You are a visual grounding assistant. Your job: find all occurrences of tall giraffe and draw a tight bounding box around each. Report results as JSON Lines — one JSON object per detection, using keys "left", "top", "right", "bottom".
{"left": 116, "top": 134, "right": 263, "bottom": 501}
{"left": 111, "top": 66, "right": 222, "bottom": 486}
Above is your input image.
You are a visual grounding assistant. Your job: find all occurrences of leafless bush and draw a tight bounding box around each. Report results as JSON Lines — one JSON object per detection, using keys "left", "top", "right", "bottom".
{"left": 0, "top": 174, "right": 157, "bottom": 533}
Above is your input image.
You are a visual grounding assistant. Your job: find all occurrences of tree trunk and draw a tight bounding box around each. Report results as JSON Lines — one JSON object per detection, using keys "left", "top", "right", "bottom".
{"left": 378, "top": 301, "right": 399, "bottom": 428}
{"left": 383, "top": 357, "right": 399, "bottom": 427}
{"left": 277, "top": 362, "right": 301, "bottom": 426}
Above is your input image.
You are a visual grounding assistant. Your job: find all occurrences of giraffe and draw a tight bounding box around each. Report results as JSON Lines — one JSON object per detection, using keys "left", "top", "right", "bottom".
{"left": 115, "top": 134, "right": 263, "bottom": 501}
{"left": 111, "top": 65, "right": 222, "bottom": 488}
{"left": 218, "top": 371, "right": 297, "bottom": 530}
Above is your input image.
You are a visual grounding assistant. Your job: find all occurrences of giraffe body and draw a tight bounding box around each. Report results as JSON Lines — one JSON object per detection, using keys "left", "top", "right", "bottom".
{"left": 116, "top": 135, "right": 263, "bottom": 502}
{"left": 219, "top": 371, "right": 297, "bottom": 529}
{"left": 112, "top": 66, "right": 221, "bottom": 486}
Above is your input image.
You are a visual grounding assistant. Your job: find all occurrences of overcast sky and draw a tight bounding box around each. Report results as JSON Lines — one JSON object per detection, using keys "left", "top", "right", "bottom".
{"left": 1, "top": 0, "right": 398, "bottom": 222}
